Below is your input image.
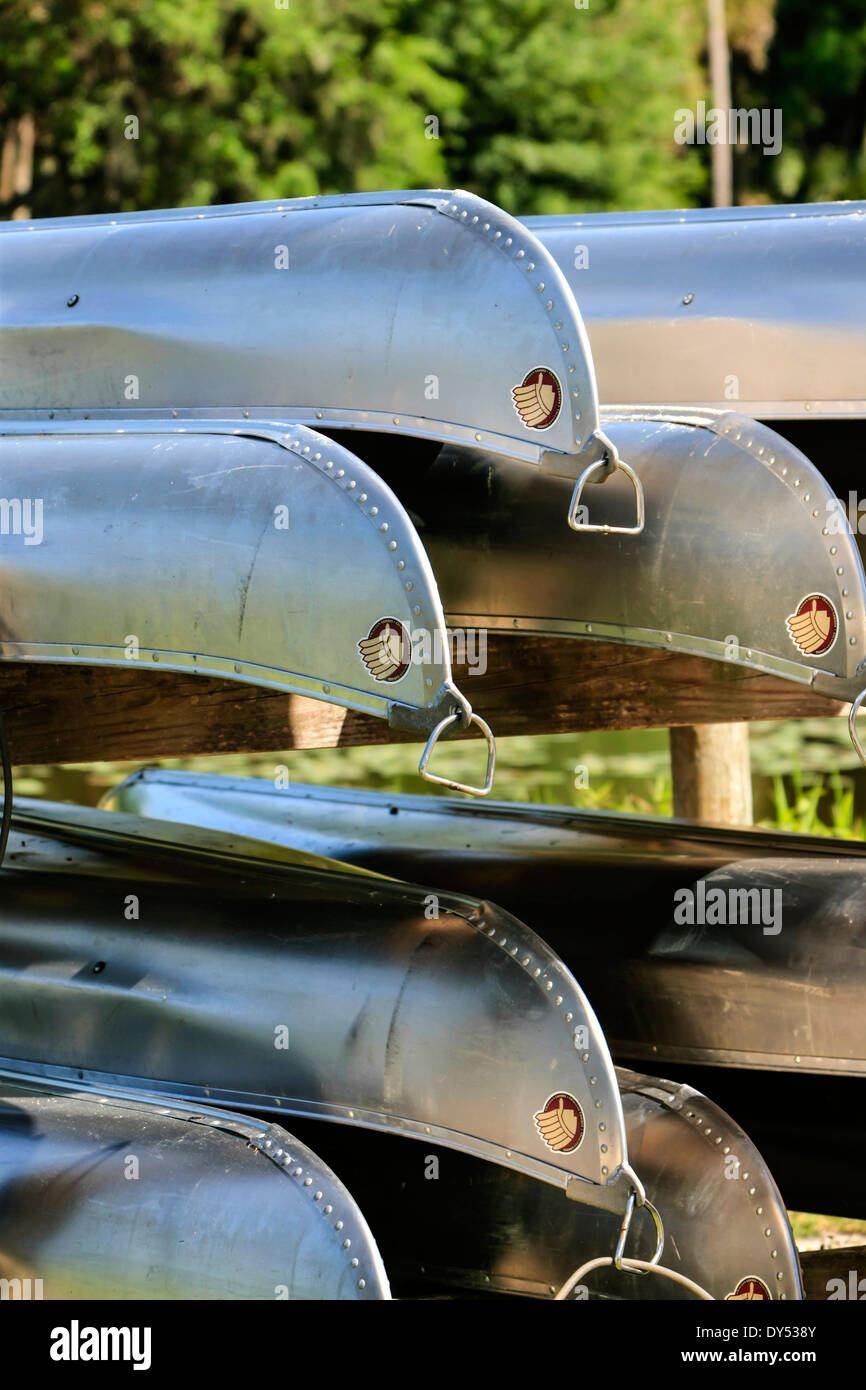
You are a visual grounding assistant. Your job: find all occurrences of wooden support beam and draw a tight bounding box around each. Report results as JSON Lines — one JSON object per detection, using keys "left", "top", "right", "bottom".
{"left": 670, "top": 723, "right": 754, "bottom": 826}
{"left": 0, "top": 637, "right": 845, "bottom": 766}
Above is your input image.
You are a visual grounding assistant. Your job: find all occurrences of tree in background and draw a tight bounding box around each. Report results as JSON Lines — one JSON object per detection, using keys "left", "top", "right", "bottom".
{"left": 1, "top": 0, "right": 704, "bottom": 217}
{"left": 2, "top": 0, "right": 865, "bottom": 218}
{"left": 730, "top": 0, "right": 866, "bottom": 203}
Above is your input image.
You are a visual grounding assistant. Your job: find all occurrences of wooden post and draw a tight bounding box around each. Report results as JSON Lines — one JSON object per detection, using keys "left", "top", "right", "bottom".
{"left": 707, "top": 0, "right": 732, "bottom": 206}
{"left": 670, "top": 723, "right": 753, "bottom": 825}
{"left": 667, "top": 2, "right": 751, "bottom": 826}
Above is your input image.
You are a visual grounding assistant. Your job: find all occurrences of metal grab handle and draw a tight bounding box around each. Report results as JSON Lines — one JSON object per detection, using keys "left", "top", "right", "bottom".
{"left": 554, "top": 1182, "right": 701, "bottom": 1301}
{"left": 614, "top": 1190, "right": 664, "bottom": 1274}
{"left": 849, "top": 687, "right": 866, "bottom": 768}
{"left": 418, "top": 711, "right": 496, "bottom": 796}
{"left": 568, "top": 456, "right": 645, "bottom": 535}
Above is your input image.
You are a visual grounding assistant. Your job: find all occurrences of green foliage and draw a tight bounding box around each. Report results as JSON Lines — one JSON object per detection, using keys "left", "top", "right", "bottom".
{"left": 413, "top": 0, "right": 707, "bottom": 212}
{"left": 732, "top": 0, "right": 866, "bottom": 203}
{"left": 1, "top": 0, "right": 706, "bottom": 218}
{"left": 1, "top": 0, "right": 461, "bottom": 215}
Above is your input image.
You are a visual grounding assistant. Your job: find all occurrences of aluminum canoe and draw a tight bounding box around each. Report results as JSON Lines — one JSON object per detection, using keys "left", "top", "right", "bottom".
{"left": 0, "top": 1078, "right": 390, "bottom": 1300}
{"left": 296, "top": 1067, "right": 801, "bottom": 1300}
{"left": 0, "top": 189, "right": 613, "bottom": 481}
{"left": 0, "top": 421, "right": 494, "bottom": 793}
{"left": 525, "top": 200, "right": 866, "bottom": 422}
{"left": 104, "top": 771, "right": 866, "bottom": 1083}
{"left": 0, "top": 799, "right": 638, "bottom": 1221}
{"left": 104, "top": 772, "right": 866, "bottom": 1214}
{"left": 346, "top": 408, "right": 866, "bottom": 708}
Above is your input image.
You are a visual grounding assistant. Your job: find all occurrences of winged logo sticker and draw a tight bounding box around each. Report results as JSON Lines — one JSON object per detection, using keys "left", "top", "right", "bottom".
{"left": 785, "top": 593, "right": 838, "bottom": 656}
{"left": 725, "top": 1276, "right": 771, "bottom": 1301}
{"left": 358, "top": 617, "right": 411, "bottom": 683}
{"left": 533, "top": 1092, "right": 584, "bottom": 1153}
{"left": 512, "top": 367, "right": 562, "bottom": 430}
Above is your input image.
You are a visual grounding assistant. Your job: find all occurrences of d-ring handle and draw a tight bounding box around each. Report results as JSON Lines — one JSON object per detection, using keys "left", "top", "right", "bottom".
{"left": 418, "top": 711, "right": 496, "bottom": 796}
{"left": 849, "top": 687, "right": 866, "bottom": 767}
{"left": 568, "top": 457, "right": 645, "bottom": 535}
{"left": 614, "top": 1190, "right": 664, "bottom": 1274}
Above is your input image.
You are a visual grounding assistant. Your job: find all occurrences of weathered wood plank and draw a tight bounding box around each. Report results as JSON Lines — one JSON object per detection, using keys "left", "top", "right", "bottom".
{"left": 0, "top": 638, "right": 846, "bottom": 765}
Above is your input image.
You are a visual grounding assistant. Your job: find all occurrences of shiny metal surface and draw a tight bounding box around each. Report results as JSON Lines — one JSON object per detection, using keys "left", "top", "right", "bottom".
{"left": 0, "top": 1077, "right": 390, "bottom": 1300}
{"left": 105, "top": 773, "right": 866, "bottom": 1080}
{"left": 526, "top": 200, "right": 866, "bottom": 419}
{"left": 302, "top": 1068, "right": 801, "bottom": 1300}
{"left": 371, "top": 409, "right": 866, "bottom": 702}
{"left": 0, "top": 422, "right": 479, "bottom": 743}
{"left": 0, "top": 799, "right": 632, "bottom": 1215}
{"left": 0, "top": 189, "right": 605, "bottom": 473}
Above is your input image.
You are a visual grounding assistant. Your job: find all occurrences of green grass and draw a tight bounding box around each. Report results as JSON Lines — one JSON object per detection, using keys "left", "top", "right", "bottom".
{"left": 13, "top": 717, "right": 866, "bottom": 842}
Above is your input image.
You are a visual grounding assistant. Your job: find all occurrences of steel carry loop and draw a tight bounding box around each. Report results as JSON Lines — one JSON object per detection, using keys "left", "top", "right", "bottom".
{"left": 568, "top": 438, "right": 646, "bottom": 536}
{"left": 848, "top": 687, "right": 866, "bottom": 769}
{"left": 555, "top": 1175, "right": 713, "bottom": 1301}
{"left": 418, "top": 709, "right": 496, "bottom": 797}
